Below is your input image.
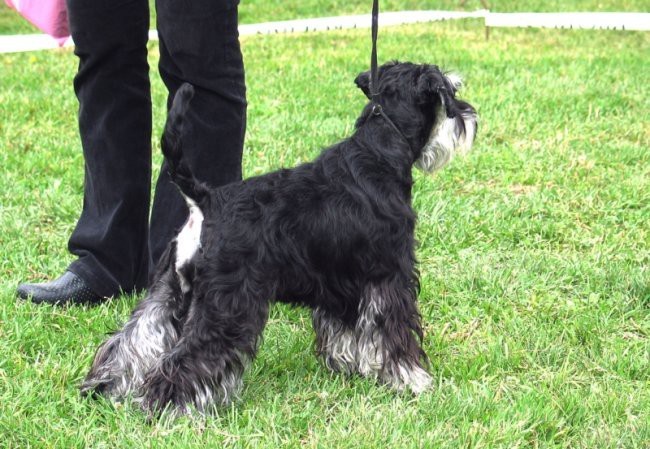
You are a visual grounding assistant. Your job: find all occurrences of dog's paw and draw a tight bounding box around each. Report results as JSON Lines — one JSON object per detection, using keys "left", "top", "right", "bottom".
{"left": 399, "top": 364, "right": 433, "bottom": 394}
{"left": 140, "top": 356, "right": 209, "bottom": 418}
{"left": 379, "top": 362, "right": 433, "bottom": 395}
{"left": 81, "top": 335, "right": 135, "bottom": 399}
{"left": 140, "top": 370, "right": 183, "bottom": 417}
{"left": 80, "top": 375, "right": 116, "bottom": 398}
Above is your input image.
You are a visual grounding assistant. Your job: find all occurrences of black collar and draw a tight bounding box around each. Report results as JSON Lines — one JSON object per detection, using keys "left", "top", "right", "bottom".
{"left": 368, "top": 103, "right": 411, "bottom": 149}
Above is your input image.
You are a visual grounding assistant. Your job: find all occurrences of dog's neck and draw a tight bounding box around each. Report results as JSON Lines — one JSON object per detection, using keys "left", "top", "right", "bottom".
{"left": 352, "top": 111, "right": 417, "bottom": 172}
{"left": 345, "top": 116, "right": 416, "bottom": 204}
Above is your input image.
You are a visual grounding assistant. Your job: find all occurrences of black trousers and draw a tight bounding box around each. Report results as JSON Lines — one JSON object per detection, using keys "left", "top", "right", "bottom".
{"left": 65, "top": 0, "right": 246, "bottom": 297}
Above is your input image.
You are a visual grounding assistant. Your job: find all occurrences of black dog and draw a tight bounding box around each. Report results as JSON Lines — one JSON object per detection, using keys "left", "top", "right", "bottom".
{"left": 81, "top": 61, "right": 477, "bottom": 415}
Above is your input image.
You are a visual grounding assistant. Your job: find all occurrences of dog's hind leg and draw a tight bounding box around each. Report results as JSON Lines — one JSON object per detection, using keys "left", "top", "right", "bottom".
{"left": 312, "top": 308, "right": 358, "bottom": 374}
{"left": 356, "top": 278, "right": 432, "bottom": 394}
{"left": 81, "top": 245, "right": 186, "bottom": 399}
{"left": 140, "top": 277, "right": 270, "bottom": 416}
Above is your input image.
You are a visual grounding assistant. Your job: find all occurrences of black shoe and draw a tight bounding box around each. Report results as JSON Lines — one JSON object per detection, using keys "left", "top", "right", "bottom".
{"left": 16, "top": 271, "right": 104, "bottom": 305}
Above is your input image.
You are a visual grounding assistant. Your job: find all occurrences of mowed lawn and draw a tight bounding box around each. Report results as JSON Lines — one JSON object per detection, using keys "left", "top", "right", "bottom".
{"left": 0, "top": 10, "right": 649, "bottom": 449}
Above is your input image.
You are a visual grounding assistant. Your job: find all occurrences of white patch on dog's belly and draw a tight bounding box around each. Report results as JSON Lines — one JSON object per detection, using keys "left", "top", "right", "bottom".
{"left": 175, "top": 201, "right": 203, "bottom": 292}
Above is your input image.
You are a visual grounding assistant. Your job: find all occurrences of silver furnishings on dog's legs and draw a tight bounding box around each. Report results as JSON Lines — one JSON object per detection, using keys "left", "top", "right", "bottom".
{"left": 81, "top": 246, "right": 184, "bottom": 398}
{"left": 140, "top": 275, "right": 271, "bottom": 414}
{"left": 313, "top": 279, "right": 431, "bottom": 394}
{"left": 313, "top": 308, "right": 360, "bottom": 374}
{"left": 356, "top": 280, "right": 431, "bottom": 394}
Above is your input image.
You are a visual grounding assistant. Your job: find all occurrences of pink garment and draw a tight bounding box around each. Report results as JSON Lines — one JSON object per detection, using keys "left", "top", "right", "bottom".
{"left": 5, "top": 0, "right": 70, "bottom": 46}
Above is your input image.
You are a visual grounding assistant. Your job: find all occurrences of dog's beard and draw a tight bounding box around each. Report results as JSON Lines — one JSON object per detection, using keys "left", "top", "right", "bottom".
{"left": 416, "top": 96, "right": 477, "bottom": 173}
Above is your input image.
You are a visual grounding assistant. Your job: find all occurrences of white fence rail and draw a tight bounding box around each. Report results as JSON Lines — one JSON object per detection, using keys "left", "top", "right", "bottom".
{"left": 1, "top": 11, "right": 649, "bottom": 54}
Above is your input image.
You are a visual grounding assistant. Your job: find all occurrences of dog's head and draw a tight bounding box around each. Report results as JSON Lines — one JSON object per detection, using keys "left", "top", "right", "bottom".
{"left": 355, "top": 62, "right": 477, "bottom": 172}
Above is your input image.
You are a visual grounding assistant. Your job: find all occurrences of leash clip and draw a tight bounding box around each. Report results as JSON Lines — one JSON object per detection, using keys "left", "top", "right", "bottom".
{"left": 371, "top": 103, "right": 383, "bottom": 116}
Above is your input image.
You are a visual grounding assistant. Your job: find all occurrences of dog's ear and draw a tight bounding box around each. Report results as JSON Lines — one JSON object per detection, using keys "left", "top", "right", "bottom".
{"left": 417, "top": 68, "right": 459, "bottom": 118}
{"left": 354, "top": 71, "right": 372, "bottom": 99}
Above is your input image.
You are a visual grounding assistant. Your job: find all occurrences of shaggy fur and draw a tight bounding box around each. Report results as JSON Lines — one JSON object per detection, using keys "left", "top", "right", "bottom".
{"left": 81, "top": 61, "right": 478, "bottom": 416}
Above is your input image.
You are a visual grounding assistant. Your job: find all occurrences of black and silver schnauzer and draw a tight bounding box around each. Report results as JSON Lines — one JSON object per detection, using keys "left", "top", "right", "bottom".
{"left": 81, "top": 61, "right": 477, "bottom": 415}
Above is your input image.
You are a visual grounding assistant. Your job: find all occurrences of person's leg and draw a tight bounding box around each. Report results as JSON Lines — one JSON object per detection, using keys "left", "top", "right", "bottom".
{"left": 18, "top": 0, "right": 152, "bottom": 303}
{"left": 66, "top": 0, "right": 152, "bottom": 297}
{"left": 149, "top": 0, "right": 246, "bottom": 270}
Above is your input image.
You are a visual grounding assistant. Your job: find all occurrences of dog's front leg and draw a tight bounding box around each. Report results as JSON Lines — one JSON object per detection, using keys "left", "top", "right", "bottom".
{"left": 357, "top": 276, "right": 432, "bottom": 394}
{"left": 140, "top": 280, "right": 270, "bottom": 416}
{"left": 313, "top": 308, "right": 359, "bottom": 374}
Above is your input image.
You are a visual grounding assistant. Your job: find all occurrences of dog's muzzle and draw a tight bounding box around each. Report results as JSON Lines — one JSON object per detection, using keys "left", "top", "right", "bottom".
{"left": 416, "top": 101, "right": 477, "bottom": 173}
{"left": 416, "top": 72, "right": 477, "bottom": 173}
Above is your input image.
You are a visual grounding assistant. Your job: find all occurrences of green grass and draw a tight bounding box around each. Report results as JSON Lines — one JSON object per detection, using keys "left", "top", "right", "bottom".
{"left": 1, "top": 12, "right": 649, "bottom": 449}
{"left": 1, "top": 0, "right": 649, "bottom": 34}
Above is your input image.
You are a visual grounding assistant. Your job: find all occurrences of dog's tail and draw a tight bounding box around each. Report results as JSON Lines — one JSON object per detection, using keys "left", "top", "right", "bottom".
{"left": 161, "top": 83, "right": 209, "bottom": 205}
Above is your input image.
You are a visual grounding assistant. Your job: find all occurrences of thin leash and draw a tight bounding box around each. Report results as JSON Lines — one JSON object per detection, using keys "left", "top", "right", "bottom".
{"left": 369, "top": 0, "right": 380, "bottom": 108}
{"left": 366, "top": 0, "right": 412, "bottom": 149}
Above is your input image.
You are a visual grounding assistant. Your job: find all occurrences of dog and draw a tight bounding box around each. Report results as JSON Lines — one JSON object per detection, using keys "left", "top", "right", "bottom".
{"left": 81, "top": 61, "right": 478, "bottom": 416}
